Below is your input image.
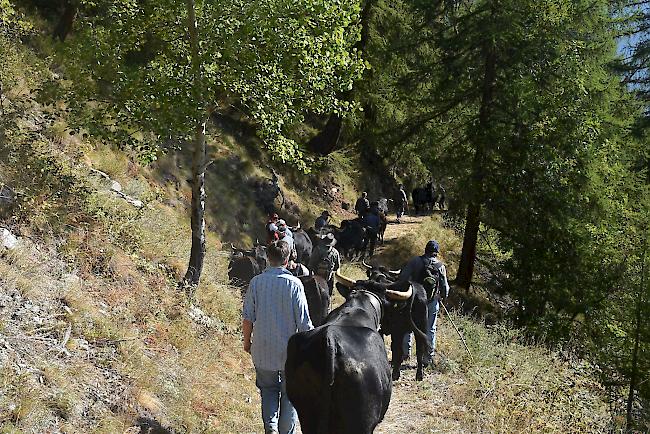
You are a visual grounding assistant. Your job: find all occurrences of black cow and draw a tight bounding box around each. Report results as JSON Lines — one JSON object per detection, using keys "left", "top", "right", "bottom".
{"left": 412, "top": 183, "right": 436, "bottom": 215}
{"left": 361, "top": 262, "right": 432, "bottom": 381}
{"left": 299, "top": 275, "right": 330, "bottom": 327}
{"left": 286, "top": 271, "right": 410, "bottom": 434}
{"left": 291, "top": 228, "right": 313, "bottom": 265}
{"left": 227, "top": 244, "right": 268, "bottom": 289}
{"left": 331, "top": 219, "right": 366, "bottom": 259}
{"left": 368, "top": 202, "right": 388, "bottom": 245}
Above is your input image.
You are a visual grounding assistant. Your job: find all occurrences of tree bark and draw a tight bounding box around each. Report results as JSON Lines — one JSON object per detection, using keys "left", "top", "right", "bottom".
{"left": 52, "top": 0, "right": 77, "bottom": 42}
{"left": 184, "top": 121, "right": 207, "bottom": 287}
{"left": 457, "top": 201, "right": 481, "bottom": 290}
{"left": 455, "top": 43, "right": 496, "bottom": 291}
{"left": 182, "top": 0, "right": 207, "bottom": 288}
{"left": 626, "top": 237, "right": 647, "bottom": 430}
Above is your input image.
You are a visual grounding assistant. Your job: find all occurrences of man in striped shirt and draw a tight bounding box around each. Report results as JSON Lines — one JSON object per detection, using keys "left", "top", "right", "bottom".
{"left": 243, "top": 241, "right": 313, "bottom": 434}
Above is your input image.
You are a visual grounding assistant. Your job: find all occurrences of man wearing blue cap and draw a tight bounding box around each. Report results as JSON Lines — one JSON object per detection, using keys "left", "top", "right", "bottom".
{"left": 398, "top": 240, "right": 450, "bottom": 363}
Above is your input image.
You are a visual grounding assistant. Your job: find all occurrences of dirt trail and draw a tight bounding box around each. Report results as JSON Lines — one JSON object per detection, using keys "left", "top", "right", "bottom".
{"left": 373, "top": 215, "right": 448, "bottom": 433}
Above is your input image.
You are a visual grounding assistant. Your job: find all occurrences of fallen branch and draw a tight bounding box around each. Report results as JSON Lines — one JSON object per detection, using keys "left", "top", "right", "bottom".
{"left": 440, "top": 301, "right": 474, "bottom": 363}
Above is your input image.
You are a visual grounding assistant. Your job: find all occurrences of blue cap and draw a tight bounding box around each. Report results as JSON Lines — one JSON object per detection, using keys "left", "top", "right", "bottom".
{"left": 425, "top": 240, "right": 439, "bottom": 254}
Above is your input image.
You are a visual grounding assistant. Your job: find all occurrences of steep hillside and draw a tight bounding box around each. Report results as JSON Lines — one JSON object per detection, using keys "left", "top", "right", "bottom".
{"left": 0, "top": 14, "right": 617, "bottom": 434}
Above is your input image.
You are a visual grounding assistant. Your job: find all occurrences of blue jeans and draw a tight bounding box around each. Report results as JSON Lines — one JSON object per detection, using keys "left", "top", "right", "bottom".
{"left": 255, "top": 369, "right": 297, "bottom": 434}
{"left": 402, "top": 299, "right": 439, "bottom": 360}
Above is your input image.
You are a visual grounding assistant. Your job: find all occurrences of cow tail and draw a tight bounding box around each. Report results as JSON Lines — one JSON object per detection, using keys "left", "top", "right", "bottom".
{"left": 317, "top": 333, "right": 337, "bottom": 434}
{"left": 408, "top": 292, "right": 430, "bottom": 346}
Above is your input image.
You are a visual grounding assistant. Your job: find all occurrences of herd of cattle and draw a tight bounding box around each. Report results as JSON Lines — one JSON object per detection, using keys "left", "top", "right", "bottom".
{"left": 227, "top": 186, "right": 446, "bottom": 433}
{"left": 229, "top": 234, "right": 434, "bottom": 433}
{"left": 228, "top": 217, "right": 387, "bottom": 289}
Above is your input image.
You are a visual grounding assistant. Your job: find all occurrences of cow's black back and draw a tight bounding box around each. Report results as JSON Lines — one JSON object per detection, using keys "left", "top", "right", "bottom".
{"left": 228, "top": 256, "right": 260, "bottom": 289}
{"left": 292, "top": 229, "right": 313, "bottom": 264}
{"left": 286, "top": 325, "right": 391, "bottom": 434}
{"left": 299, "top": 275, "right": 330, "bottom": 327}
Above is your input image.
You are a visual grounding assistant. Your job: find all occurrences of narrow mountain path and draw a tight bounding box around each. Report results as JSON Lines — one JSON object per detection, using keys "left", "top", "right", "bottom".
{"left": 372, "top": 215, "right": 452, "bottom": 433}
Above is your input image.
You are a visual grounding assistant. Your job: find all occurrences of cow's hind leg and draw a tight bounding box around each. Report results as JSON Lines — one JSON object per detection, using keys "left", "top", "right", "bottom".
{"left": 390, "top": 333, "right": 405, "bottom": 381}
{"left": 412, "top": 304, "right": 431, "bottom": 381}
{"left": 415, "top": 335, "right": 427, "bottom": 381}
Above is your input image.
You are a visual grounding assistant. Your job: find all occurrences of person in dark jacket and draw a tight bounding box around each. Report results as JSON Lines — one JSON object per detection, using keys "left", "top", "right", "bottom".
{"left": 361, "top": 210, "right": 381, "bottom": 257}
{"left": 399, "top": 240, "right": 450, "bottom": 362}
{"left": 354, "top": 192, "right": 370, "bottom": 218}
{"left": 395, "top": 185, "right": 408, "bottom": 223}
{"left": 314, "top": 210, "right": 331, "bottom": 231}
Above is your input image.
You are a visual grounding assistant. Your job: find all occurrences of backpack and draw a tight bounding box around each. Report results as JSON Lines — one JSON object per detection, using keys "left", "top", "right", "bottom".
{"left": 316, "top": 251, "right": 335, "bottom": 279}
{"left": 420, "top": 257, "right": 442, "bottom": 303}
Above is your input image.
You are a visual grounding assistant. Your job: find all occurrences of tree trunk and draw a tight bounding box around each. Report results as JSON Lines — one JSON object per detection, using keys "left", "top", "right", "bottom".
{"left": 182, "top": 0, "right": 207, "bottom": 288}
{"left": 183, "top": 121, "right": 207, "bottom": 287}
{"left": 306, "top": 113, "right": 343, "bottom": 155}
{"left": 455, "top": 43, "right": 496, "bottom": 291}
{"left": 456, "top": 202, "right": 480, "bottom": 290}
{"left": 307, "top": 0, "right": 376, "bottom": 156}
{"left": 52, "top": 0, "right": 77, "bottom": 42}
{"left": 626, "top": 237, "right": 647, "bottom": 430}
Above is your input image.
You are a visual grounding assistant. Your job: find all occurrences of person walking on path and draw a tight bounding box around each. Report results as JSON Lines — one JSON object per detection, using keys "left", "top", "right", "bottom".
{"left": 314, "top": 210, "right": 331, "bottom": 231}
{"left": 308, "top": 233, "right": 341, "bottom": 296}
{"left": 242, "top": 241, "right": 314, "bottom": 434}
{"left": 354, "top": 192, "right": 370, "bottom": 218}
{"left": 361, "top": 210, "right": 381, "bottom": 257}
{"left": 266, "top": 213, "right": 280, "bottom": 244}
{"left": 395, "top": 185, "right": 408, "bottom": 223}
{"left": 398, "top": 240, "right": 450, "bottom": 362}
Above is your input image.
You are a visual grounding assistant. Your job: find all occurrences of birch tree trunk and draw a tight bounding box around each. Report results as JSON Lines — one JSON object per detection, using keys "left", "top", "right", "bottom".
{"left": 182, "top": 0, "right": 208, "bottom": 288}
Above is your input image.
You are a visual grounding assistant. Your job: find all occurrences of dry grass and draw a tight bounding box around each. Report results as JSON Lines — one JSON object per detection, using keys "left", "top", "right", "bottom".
{"left": 419, "top": 312, "right": 613, "bottom": 433}
{"left": 379, "top": 215, "right": 462, "bottom": 274}
{"left": 0, "top": 209, "right": 261, "bottom": 433}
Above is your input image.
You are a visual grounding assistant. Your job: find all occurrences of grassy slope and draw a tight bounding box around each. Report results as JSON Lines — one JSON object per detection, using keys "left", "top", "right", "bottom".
{"left": 0, "top": 26, "right": 614, "bottom": 433}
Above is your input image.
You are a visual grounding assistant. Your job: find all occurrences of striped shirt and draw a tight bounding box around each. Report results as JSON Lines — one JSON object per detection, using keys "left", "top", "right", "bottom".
{"left": 243, "top": 267, "right": 313, "bottom": 371}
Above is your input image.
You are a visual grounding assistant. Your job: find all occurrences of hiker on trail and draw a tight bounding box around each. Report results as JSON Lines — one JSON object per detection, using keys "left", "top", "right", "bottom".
{"left": 277, "top": 224, "right": 296, "bottom": 259}
{"left": 242, "top": 241, "right": 313, "bottom": 434}
{"left": 395, "top": 185, "right": 408, "bottom": 223}
{"left": 354, "top": 192, "right": 370, "bottom": 218}
{"left": 314, "top": 210, "right": 331, "bottom": 231}
{"left": 361, "top": 209, "right": 381, "bottom": 257}
{"left": 277, "top": 219, "right": 293, "bottom": 239}
{"left": 398, "top": 240, "right": 450, "bottom": 362}
{"left": 436, "top": 183, "right": 446, "bottom": 210}
{"left": 308, "top": 233, "right": 341, "bottom": 295}
{"left": 266, "top": 213, "right": 280, "bottom": 244}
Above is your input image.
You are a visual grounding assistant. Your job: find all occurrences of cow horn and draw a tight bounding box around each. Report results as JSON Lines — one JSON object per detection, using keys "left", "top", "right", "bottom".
{"left": 335, "top": 270, "right": 356, "bottom": 288}
{"left": 361, "top": 260, "right": 372, "bottom": 270}
{"left": 388, "top": 269, "right": 401, "bottom": 276}
{"left": 385, "top": 285, "right": 413, "bottom": 301}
